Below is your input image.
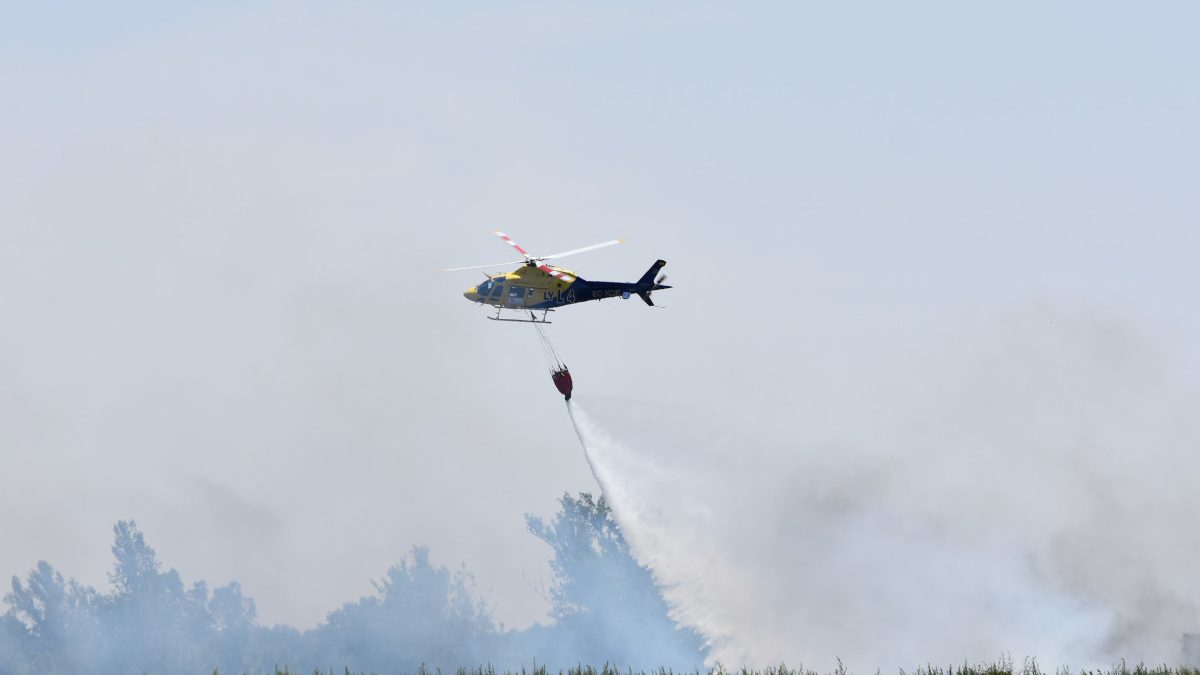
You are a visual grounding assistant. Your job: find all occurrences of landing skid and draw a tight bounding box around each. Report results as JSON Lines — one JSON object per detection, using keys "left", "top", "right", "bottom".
{"left": 486, "top": 308, "right": 554, "bottom": 324}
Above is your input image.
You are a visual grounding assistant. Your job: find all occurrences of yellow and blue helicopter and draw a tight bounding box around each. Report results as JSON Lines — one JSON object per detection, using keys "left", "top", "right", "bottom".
{"left": 446, "top": 231, "right": 671, "bottom": 323}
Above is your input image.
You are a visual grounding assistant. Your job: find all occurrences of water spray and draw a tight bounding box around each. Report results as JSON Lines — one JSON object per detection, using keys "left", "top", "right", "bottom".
{"left": 566, "top": 401, "right": 610, "bottom": 498}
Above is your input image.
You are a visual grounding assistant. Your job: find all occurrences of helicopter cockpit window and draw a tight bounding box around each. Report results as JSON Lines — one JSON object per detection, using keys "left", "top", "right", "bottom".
{"left": 480, "top": 279, "right": 501, "bottom": 296}
{"left": 490, "top": 282, "right": 503, "bottom": 297}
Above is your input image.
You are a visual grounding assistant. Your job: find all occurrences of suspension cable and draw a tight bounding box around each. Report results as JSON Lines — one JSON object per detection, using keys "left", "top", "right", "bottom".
{"left": 533, "top": 322, "right": 564, "bottom": 371}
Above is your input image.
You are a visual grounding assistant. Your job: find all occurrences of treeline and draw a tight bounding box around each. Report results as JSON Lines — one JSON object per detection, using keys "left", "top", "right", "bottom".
{"left": 220, "top": 661, "right": 1200, "bottom": 675}
{"left": 0, "top": 493, "right": 705, "bottom": 675}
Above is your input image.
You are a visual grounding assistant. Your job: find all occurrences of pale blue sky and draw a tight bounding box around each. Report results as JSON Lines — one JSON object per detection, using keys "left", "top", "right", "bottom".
{"left": 2, "top": 1, "right": 1198, "bottom": 664}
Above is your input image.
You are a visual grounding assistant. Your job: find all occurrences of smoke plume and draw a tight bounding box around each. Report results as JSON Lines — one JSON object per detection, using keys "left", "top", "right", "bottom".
{"left": 566, "top": 313, "right": 1200, "bottom": 670}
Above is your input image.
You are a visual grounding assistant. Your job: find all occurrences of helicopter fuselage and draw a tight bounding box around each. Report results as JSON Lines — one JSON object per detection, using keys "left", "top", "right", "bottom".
{"left": 463, "top": 260, "right": 669, "bottom": 310}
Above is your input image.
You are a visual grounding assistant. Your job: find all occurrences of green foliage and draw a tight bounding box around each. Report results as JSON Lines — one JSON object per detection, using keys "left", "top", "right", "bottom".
{"left": 19, "top": 507, "right": 1199, "bottom": 675}
{"left": 526, "top": 493, "right": 630, "bottom": 621}
{"left": 2, "top": 496, "right": 707, "bottom": 672}
{"left": 521, "top": 493, "right": 705, "bottom": 668}
{"left": 308, "top": 545, "right": 496, "bottom": 670}
{"left": 218, "top": 665, "right": 1200, "bottom": 675}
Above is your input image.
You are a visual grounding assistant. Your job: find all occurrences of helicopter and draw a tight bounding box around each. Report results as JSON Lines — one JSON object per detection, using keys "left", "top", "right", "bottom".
{"left": 446, "top": 231, "right": 671, "bottom": 323}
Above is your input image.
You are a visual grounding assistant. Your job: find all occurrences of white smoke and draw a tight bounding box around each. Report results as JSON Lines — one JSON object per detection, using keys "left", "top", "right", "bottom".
{"left": 565, "top": 313, "right": 1200, "bottom": 671}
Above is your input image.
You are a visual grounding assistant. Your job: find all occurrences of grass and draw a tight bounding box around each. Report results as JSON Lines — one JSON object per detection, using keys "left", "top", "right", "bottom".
{"left": 231, "top": 661, "right": 1200, "bottom": 675}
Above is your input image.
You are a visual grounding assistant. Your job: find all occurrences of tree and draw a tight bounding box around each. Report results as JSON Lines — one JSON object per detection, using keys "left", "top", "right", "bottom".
{"left": 523, "top": 492, "right": 706, "bottom": 669}
{"left": 310, "top": 546, "right": 496, "bottom": 672}
{"left": 96, "top": 520, "right": 213, "bottom": 673}
{"left": 0, "top": 612, "right": 28, "bottom": 675}
{"left": 5, "top": 560, "right": 99, "bottom": 672}
{"left": 0, "top": 496, "right": 707, "bottom": 672}
{"left": 108, "top": 520, "right": 166, "bottom": 598}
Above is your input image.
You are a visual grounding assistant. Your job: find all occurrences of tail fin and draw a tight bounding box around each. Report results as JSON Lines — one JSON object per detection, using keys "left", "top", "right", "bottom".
{"left": 637, "top": 292, "right": 654, "bottom": 306}
{"left": 637, "top": 259, "right": 667, "bottom": 286}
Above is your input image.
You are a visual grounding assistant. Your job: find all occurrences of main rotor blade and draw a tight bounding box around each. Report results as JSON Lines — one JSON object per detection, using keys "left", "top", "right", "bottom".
{"left": 538, "top": 264, "right": 576, "bottom": 282}
{"left": 494, "top": 231, "right": 535, "bottom": 262}
{"left": 537, "top": 239, "right": 623, "bottom": 261}
{"left": 444, "top": 261, "right": 527, "bottom": 272}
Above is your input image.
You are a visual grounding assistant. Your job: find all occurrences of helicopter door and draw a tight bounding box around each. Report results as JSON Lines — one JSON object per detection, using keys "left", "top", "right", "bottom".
{"left": 508, "top": 286, "right": 527, "bottom": 306}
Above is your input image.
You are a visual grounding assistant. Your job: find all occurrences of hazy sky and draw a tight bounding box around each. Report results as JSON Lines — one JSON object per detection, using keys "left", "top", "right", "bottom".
{"left": 2, "top": 0, "right": 1199, "bottom": 659}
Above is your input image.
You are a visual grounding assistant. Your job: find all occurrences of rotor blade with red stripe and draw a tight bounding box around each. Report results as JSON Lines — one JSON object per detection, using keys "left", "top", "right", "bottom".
{"left": 494, "top": 231, "right": 534, "bottom": 262}
{"left": 538, "top": 264, "right": 576, "bottom": 283}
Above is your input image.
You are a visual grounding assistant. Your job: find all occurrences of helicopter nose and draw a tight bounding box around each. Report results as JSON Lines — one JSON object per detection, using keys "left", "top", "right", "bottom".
{"left": 464, "top": 287, "right": 480, "bottom": 302}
